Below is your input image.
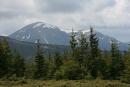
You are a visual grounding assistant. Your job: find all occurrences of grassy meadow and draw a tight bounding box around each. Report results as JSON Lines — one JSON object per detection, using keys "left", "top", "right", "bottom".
{"left": 0, "top": 80, "right": 130, "bottom": 87}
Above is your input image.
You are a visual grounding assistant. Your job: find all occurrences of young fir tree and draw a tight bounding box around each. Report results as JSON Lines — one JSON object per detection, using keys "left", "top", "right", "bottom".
{"left": 13, "top": 53, "right": 25, "bottom": 77}
{"left": 102, "top": 50, "right": 111, "bottom": 79}
{"left": 70, "top": 29, "right": 78, "bottom": 59}
{"left": 62, "top": 50, "right": 71, "bottom": 62}
{"left": 121, "top": 46, "right": 130, "bottom": 83}
{"left": 0, "top": 40, "right": 7, "bottom": 78}
{"left": 89, "top": 27, "right": 101, "bottom": 78}
{"left": 46, "top": 52, "right": 55, "bottom": 79}
{"left": 110, "top": 40, "right": 125, "bottom": 80}
{"left": 0, "top": 39, "right": 13, "bottom": 78}
{"left": 54, "top": 52, "right": 63, "bottom": 70}
{"left": 78, "top": 32, "right": 89, "bottom": 75}
{"left": 59, "top": 60, "right": 82, "bottom": 80}
{"left": 34, "top": 40, "right": 47, "bottom": 79}
{"left": 89, "top": 27, "right": 100, "bottom": 59}
{"left": 79, "top": 33, "right": 88, "bottom": 64}
{"left": 53, "top": 52, "right": 64, "bottom": 79}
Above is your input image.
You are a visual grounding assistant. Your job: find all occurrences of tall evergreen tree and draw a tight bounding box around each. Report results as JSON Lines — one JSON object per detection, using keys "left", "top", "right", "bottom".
{"left": 0, "top": 40, "right": 7, "bottom": 77}
{"left": 54, "top": 52, "right": 63, "bottom": 70}
{"left": 121, "top": 46, "right": 130, "bottom": 83}
{"left": 0, "top": 39, "right": 13, "bottom": 77}
{"left": 47, "top": 54, "right": 55, "bottom": 79}
{"left": 79, "top": 32, "right": 89, "bottom": 65}
{"left": 110, "top": 40, "right": 125, "bottom": 80}
{"left": 89, "top": 27, "right": 101, "bottom": 78}
{"left": 34, "top": 40, "right": 47, "bottom": 79}
{"left": 70, "top": 29, "right": 78, "bottom": 59}
{"left": 78, "top": 32, "right": 89, "bottom": 75}
{"left": 13, "top": 53, "right": 25, "bottom": 77}
{"left": 89, "top": 27, "right": 100, "bottom": 59}
{"left": 58, "top": 60, "right": 82, "bottom": 80}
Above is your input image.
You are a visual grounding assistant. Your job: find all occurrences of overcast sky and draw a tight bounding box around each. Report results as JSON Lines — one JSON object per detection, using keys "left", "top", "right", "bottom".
{"left": 0, "top": 0, "right": 130, "bottom": 42}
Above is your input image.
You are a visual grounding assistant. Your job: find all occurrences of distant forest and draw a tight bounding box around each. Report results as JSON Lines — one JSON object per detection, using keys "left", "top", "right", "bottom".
{"left": 0, "top": 27, "right": 130, "bottom": 84}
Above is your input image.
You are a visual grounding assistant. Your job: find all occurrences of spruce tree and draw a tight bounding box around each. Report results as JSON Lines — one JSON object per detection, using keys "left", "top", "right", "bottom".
{"left": 0, "top": 39, "right": 13, "bottom": 77}
{"left": 79, "top": 32, "right": 89, "bottom": 65}
{"left": 34, "top": 40, "right": 47, "bottom": 79}
{"left": 89, "top": 27, "right": 100, "bottom": 59}
{"left": 13, "top": 53, "right": 25, "bottom": 77}
{"left": 70, "top": 29, "right": 78, "bottom": 59}
{"left": 59, "top": 60, "right": 82, "bottom": 80}
{"left": 54, "top": 52, "right": 63, "bottom": 70}
{"left": 46, "top": 52, "right": 55, "bottom": 79}
{"left": 121, "top": 46, "right": 130, "bottom": 83}
{"left": 89, "top": 27, "right": 101, "bottom": 78}
{"left": 78, "top": 32, "right": 89, "bottom": 75}
{"left": 110, "top": 40, "right": 125, "bottom": 80}
{"left": 0, "top": 41, "right": 7, "bottom": 77}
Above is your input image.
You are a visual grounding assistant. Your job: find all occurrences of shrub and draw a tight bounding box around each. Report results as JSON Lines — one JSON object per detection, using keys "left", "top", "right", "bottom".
{"left": 85, "top": 73, "right": 94, "bottom": 80}
{"left": 58, "top": 60, "right": 83, "bottom": 80}
{"left": 8, "top": 74, "right": 19, "bottom": 81}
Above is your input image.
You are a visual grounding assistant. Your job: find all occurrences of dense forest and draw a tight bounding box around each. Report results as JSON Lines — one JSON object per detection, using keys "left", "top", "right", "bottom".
{"left": 0, "top": 27, "right": 130, "bottom": 84}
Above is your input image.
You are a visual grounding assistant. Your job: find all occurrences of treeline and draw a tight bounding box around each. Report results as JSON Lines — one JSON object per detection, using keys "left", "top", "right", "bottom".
{"left": 0, "top": 27, "right": 130, "bottom": 83}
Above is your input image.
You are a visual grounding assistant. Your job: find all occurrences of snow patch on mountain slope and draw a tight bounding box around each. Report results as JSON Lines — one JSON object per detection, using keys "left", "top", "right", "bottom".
{"left": 22, "top": 36, "right": 25, "bottom": 39}
{"left": 38, "top": 30, "right": 41, "bottom": 33}
{"left": 32, "top": 22, "right": 57, "bottom": 29}
{"left": 33, "top": 22, "right": 43, "bottom": 28}
{"left": 44, "top": 36, "right": 49, "bottom": 44}
{"left": 43, "top": 23, "right": 56, "bottom": 29}
{"left": 42, "top": 33, "right": 49, "bottom": 44}
{"left": 26, "top": 34, "right": 31, "bottom": 39}
{"left": 99, "top": 37, "right": 104, "bottom": 40}
{"left": 35, "top": 40, "right": 38, "bottom": 43}
{"left": 19, "top": 30, "right": 25, "bottom": 33}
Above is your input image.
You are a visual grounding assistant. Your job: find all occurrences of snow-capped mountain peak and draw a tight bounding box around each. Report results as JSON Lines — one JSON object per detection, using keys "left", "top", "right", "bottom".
{"left": 33, "top": 22, "right": 43, "bottom": 28}
{"left": 10, "top": 22, "right": 70, "bottom": 45}
{"left": 32, "top": 22, "right": 57, "bottom": 29}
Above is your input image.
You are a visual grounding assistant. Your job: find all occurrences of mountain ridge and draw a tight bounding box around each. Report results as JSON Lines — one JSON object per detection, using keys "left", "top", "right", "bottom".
{"left": 0, "top": 36, "right": 70, "bottom": 59}
{"left": 9, "top": 22, "right": 129, "bottom": 51}
{"left": 10, "top": 22, "right": 70, "bottom": 45}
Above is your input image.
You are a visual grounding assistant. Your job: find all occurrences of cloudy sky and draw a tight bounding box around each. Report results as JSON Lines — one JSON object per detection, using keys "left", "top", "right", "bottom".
{"left": 0, "top": 0, "right": 130, "bottom": 42}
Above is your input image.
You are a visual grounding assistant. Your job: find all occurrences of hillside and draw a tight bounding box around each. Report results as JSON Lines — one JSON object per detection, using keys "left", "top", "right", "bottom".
{"left": 0, "top": 36, "right": 70, "bottom": 59}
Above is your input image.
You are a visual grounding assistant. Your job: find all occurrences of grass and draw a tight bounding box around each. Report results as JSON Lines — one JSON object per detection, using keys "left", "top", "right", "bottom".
{"left": 0, "top": 79, "right": 130, "bottom": 87}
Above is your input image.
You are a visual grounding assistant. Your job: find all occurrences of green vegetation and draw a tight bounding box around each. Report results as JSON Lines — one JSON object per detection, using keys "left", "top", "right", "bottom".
{"left": 34, "top": 40, "right": 48, "bottom": 79}
{"left": 0, "top": 27, "right": 130, "bottom": 86}
{"left": 0, "top": 80, "right": 130, "bottom": 87}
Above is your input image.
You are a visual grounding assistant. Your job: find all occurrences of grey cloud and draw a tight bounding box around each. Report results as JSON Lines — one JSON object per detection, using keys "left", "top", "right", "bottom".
{"left": 35, "top": 0, "right": 116, "bottom": 13}
{"left": 78, "top": 0, "right": 116, "bottom": 13}
{"left": 92, "top": 0, "right": 116, "bottom": 11}
{"left": 0, "top": 0, "right": 130, "bottom": 42}
{"left": 0, "top": 17, "right": 26, "bottom": 35}
{"left": 0, "top": 0, "right": 36, "bottom": 19}
{"left": 0, "top": 10, "right": 36, "bottom": 20}
{"left": 35, "top": 0, "right": 87, "bottom": 13}
{"left": 0, "top": 10, "right": 20, "bottom": 19}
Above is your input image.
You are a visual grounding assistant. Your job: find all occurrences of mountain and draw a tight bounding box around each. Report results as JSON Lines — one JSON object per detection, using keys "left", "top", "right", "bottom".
{"left": 10, "top": 22, "right": 70, "bottom": 45}
{"left": 9, "top": 22, "right": 128, "bottom": 51}
{"left": 86, "top": 31, "right": 128, "bottom": 51}
{"left": 0, "top": 36, "right": 70, "bottom": 59}
{"left": 74, "top": 30, "right": 128, "bottom": 51}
